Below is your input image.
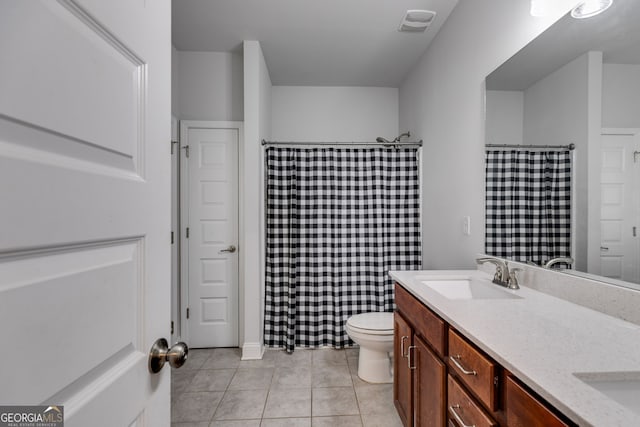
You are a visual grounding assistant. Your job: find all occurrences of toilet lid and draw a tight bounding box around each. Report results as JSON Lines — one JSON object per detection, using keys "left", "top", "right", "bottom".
{"left": 347, "top": 312, "right": 393, "bottom": 333}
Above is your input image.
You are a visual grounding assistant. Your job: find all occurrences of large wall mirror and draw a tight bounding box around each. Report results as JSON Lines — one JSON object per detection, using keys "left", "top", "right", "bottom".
{"left": 484, "top": 0, "right": 640, "bottom": 291}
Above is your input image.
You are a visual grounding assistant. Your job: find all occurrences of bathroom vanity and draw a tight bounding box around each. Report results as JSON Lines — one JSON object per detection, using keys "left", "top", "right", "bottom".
{"left": 390, "top": 269, "right": 640, "bottom": 427}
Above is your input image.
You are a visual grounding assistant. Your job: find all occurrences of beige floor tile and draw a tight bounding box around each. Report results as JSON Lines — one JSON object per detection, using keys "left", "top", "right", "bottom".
{"left": 344, "top": 348, "right": 359, "bottom": 358}
{"left": 271, "top": 366, "right": 311, "bottom": 389}
{"left": 275, "top": 349, "right": 312, "bottom": 367}
{"left": 213, "top": 389, "right": 269, "bottom": 420}
{"left": 263, "top": 387, "right": 311, "bottom": 418}
{"left": 188, "top": 369, "right": 236, "bottom": 392}
{"left": 261, "top": 418, "right": 311, "bottom": 427}
{"left": 312, "top": 364, "right": 353, "bottom": 388}
{"left": 228, "top": 368, "right": 274, "bottom": 390}
{"left": 354, "top": 384, "right": 395, "bottom": 415}
{"left": 183, "top": 349, "right": 216, "bottom": 371}
{"left": 311, "top": 387, "right": 359, "bottom": 417}
{"left": 311, "top": 415, "right": 363, "bottom": 427}
{"left": 209, "top": 420, "right": 261, "bottom": 427}
{"left": 361, "top": 411, "right": 403, "bottom": 427}
{"left": 171, "top": 422, "right": 210, "bottom": 427}
{"left": 202, "top": 348, "right": 242, "bottom": 369}
{"left": 172, "top": 370, "right": 197, "bottom": 397}
{"left": 240, "top": 349, "right": 278, "bottom": 368}
{"left": 171, "top": 391, "right": 224, "bottom": 423}
{"left": 312, "top": 349, "right": 348, "bottom": 366}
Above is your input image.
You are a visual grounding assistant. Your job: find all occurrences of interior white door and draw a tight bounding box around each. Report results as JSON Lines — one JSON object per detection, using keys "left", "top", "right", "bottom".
{"left": 600, "top": 132, "right": 640, "bottom": 283}
{"left": 0, "top": 1, "right": 171, "bottom": 426}
{"left": 181, "top": 122, "right": 240, "bottom": 348}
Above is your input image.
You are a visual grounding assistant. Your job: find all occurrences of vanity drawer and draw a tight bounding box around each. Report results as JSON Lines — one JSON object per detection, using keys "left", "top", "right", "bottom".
{"left": 448, "top": 375, "right": 497, "bottom": 427}
{"left": 448, "top": 328, "right": 498, "bottom": 411}
{"left": 395, "top": 284, "right": 446, "bottom": 357}
{"left": 505, "top": 375, "right": 572, "bottom": 427}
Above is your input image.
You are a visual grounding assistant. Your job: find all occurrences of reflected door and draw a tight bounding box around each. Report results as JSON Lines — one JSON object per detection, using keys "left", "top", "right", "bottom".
{"left": 600, "top": 132, "right": 640, "bottom": 283}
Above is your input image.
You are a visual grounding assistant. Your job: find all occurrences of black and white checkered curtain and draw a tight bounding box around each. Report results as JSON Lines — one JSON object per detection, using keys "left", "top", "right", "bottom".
{"left": 264, "top": 147, "right": 421, "bottom": 352}
{"left": 485, "top": 149, "right": 572, "bottom": 265}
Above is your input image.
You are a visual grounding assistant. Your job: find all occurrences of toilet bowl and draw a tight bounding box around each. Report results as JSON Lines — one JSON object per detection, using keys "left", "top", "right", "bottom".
{"left": 346, "top": 312, "right": 394, "bottom": 383}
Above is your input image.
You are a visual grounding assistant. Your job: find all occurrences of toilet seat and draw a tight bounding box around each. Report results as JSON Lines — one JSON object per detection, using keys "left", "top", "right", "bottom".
{"left": 347, "top": 312, "right": 393, "bottom": 335}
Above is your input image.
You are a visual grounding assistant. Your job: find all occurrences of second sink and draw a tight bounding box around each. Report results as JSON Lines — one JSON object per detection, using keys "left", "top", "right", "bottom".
{"left": 420, "top": 275, "right": 522, "bottom": 300}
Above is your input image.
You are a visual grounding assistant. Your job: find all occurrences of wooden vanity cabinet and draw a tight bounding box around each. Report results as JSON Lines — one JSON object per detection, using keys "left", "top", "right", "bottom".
{"left": 394, "top": 283, "right": 576, "bottom": 427}
{"left": 395, "top": 282, "right": 448, "bottom": 427}
{"left": 394, "top": 310, "right": 447, "bottom": 427}
{"left": 394, "top": 311, "right": 413, "bottom": 426}
{"left": 504, "top": 375, "right": 571, "bottom": 427}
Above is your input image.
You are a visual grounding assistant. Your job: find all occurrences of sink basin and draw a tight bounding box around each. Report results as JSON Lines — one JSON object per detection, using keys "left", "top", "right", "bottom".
{"left": 574, "top": 372, "right": 640, "bottom": 416}
{"left": 420, "top": 276, "right": 522, "bottom": 300}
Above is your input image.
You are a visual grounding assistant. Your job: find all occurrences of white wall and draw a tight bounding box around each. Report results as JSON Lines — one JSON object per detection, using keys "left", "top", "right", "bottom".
{"left": 271, "top": 86, "right": 399, "bottom": 141}
{"left": 523, "top": 54, "right": 588, "bottom": 146}
{"left": 399, "top": 0, "right": 574, "bottom": 269}
{"left": 242, "top": 40, "right": 272, "bottom": 359}
{"left": 521, "top": 52, "right": 601, "bottom": 271}
{"left": 602, "top": 63, "right": 640, "bottom": 128}
{"left": 485, "top": 90, "right": 524, "bottom": 145}
{"left": 176, "top": 51, "right": 243, "bottom": 121}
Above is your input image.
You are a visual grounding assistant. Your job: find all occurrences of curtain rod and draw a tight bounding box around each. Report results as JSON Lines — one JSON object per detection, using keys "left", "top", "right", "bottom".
{"left": 486, "top": 143, "right": 575, "bottom": 151}
{"left": 261, "top": 139, "right": 423, "bottom": 148}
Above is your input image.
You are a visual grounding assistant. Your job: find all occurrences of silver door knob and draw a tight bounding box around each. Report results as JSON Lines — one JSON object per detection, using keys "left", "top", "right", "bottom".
{"left": 220, "top": 245, "right": 236, "bottom": 253}
{"left": 148, "top": 338, "right": 188, "bottom": 374}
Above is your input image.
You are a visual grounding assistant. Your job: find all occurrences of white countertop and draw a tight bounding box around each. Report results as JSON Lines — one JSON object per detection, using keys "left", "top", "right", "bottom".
{"left": 390, "top": 269, "right": 640, "bottom": 427}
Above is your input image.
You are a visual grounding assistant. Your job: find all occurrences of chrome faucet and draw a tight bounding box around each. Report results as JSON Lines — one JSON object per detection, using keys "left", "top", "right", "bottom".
{"left": 544, "top": 257, "right": 574, "bottom": 269}
{"left": 476, "top": 256, "right": 519, "bottom": 289}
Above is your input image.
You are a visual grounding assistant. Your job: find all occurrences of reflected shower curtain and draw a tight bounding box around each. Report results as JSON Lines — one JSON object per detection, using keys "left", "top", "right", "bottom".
{"left": 485, "top": 149, "right": 572, "bottom": 265}
{"left": 264, "top": 147, "right": 421, "bottom": 352}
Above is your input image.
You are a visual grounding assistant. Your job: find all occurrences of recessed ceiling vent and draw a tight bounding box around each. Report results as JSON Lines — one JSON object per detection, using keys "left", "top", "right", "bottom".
{"left": 398, "top": 9, "right": 437, "bottom": 33}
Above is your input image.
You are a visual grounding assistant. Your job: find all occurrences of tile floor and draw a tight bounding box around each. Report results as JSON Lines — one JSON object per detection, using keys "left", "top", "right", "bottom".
{"left": 171, "top": 347, "right": 403, "bottom": 427}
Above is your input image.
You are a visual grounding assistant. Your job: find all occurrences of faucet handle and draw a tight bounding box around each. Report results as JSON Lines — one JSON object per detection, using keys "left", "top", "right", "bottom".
{"left": 509, "top": 268, "right": 522, "bottom": 290}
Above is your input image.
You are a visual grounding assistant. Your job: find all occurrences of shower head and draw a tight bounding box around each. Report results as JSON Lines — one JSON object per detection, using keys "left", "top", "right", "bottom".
{"left": 376, "top": 137, "right": 393, "bottom": 143}
{"left": 376, "top": 132, "right": 411, "bottom": 144}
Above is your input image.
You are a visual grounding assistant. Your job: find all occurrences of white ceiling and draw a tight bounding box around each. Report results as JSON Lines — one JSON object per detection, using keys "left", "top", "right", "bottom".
{"left": 486, "top": 0, "right": 640, "bottom": 91}
{"left": 172, "top": 0, "right": 459, "bottom": 87}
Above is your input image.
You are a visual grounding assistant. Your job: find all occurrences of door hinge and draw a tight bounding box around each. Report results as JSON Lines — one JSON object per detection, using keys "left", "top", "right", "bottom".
{"left": 182, "top": 145, "right": 190, "bottom": 158}
{"left": 634, "top": 226, "right": 637, "bottom": 237}
{"left": 634, "top": 151, "right": 640, "bottom": 163}
{"left": 171, "top": 140, "right": 178, "bottom": 154}
{"left": 171, "top": 231, "right": 174, "bottom": 244}
{"left": 186, "top": 308, "right": 190, "bottom": 319}
{"left": 171, "top": 320, "right": 174, "bottom": 335}
{"left": 186, "top": 227, "right": 189, "bottom": 238}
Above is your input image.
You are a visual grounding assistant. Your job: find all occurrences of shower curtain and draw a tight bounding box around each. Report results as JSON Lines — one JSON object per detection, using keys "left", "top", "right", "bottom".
{"left": 264, "top": 147, "right": 421, "bottom": 352}
{"left": 485, "top": 149, "right": 572, "bottom": 265}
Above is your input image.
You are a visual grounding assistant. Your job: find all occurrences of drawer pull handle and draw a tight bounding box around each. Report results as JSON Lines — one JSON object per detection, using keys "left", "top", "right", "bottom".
{"left": 449, "top": 405, "right": 475, "bottom": 427}
{"left": 407, "top": 345, "right": 417, "bottom": 370}
{"left": 401, "top": 336, "right": 409, "bottom": 358}
{"left": 450, "top": 355, "right": 477, "bottom": 376}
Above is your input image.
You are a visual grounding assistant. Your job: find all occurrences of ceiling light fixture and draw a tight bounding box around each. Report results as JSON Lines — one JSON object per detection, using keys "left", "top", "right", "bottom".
{"left": 571, "top": 0, "right": 613, "bottom": 18}
{"left": 398, "top": 10, "right": 436, "bottom": 33}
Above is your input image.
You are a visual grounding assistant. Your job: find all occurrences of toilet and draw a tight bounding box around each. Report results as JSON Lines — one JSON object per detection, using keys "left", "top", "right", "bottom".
{"left": 346, "top": 312, "right": 394, "bottom": 383}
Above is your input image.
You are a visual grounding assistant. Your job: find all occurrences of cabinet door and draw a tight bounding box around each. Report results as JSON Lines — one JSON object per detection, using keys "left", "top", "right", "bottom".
{"left": 505, "top": 376, "right": 572, "bottom": 427}
{"left": 414, "top": 335, "right": 447, "bottom": 427}
{"left": 394, "top": 311, "right": 413, "bottom": 427}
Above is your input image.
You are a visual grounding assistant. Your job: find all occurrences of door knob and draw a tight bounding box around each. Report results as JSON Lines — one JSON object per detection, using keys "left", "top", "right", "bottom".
{"left": 220, "top": 245, "right": 236, "bottom": 253}
{"left": 148, "top": 338, "right": 188, "bottom": 374}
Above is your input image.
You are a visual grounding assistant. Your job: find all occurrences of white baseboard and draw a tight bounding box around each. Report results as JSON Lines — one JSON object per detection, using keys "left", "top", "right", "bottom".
{"left": 241, "top": 342, "right": 264, "bottom": 360}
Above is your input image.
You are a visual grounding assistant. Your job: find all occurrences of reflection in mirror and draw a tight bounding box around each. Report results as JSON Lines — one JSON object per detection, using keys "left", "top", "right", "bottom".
{"left": 484, "top": 0, "right": 640, "bottom": 289}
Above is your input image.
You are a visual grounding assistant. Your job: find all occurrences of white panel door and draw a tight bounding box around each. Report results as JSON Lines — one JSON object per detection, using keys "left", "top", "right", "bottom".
{"left": 600, "top": 132, "right": 640, "bottom": 283}
{"left": 181, "top": 122, "right": 240, "bottom": 348}
{"left": 0, "top": 1, "right": 171, "bottom": 426}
